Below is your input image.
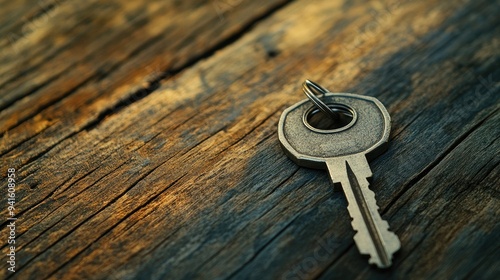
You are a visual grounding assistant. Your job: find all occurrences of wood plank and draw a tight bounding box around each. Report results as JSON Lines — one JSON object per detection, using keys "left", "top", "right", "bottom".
{"left": 0, "top": 0, "right": 290, "bottom": 154}
{"left": 1, "top": 0, "right": 498, "bottom": 279}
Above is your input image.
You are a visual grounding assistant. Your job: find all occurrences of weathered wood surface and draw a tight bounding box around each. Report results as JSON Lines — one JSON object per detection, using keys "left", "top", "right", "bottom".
{"left": 0, "top": 0, "right": 498, "bottom": 279}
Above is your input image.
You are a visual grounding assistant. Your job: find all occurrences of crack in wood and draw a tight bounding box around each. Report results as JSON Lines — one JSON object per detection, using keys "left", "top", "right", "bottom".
{"left": 44, "top": 173, "right": 188, "bottom": 279}
{"left": 382, "top": 107, "right": 499, "bottom": 217}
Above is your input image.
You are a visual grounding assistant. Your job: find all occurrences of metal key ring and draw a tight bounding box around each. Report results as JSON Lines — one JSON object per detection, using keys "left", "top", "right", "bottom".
{"left": 302, "top": 80, "right": 340, "bottom": 121}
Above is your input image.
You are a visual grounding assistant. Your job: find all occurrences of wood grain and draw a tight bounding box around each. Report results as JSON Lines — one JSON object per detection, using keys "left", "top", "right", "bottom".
{"left": 1, "top": 0, "right": 499, "bottom": 279}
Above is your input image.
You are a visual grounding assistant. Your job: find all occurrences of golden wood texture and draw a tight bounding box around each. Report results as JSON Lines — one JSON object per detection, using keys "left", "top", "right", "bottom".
{"left": 0, "top": 0, "right": 498, "bottom": 279}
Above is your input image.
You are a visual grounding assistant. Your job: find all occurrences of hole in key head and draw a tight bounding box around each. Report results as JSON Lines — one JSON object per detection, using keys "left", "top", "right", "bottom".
{"left": 303, "top": 103, "right": 357, "bottom": 133}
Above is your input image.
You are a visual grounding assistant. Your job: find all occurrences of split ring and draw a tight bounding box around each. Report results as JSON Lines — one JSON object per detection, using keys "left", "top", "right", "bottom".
{"left": 302, "top": 80, "right": 341, "bottom": 121}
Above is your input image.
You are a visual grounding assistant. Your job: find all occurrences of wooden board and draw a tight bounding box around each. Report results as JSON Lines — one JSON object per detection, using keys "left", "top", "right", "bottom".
{"left": 1, "top": 0, "right": 499, "bottom": 279}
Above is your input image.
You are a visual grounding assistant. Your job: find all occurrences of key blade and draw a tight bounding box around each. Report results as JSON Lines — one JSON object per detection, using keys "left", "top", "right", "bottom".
{"left": 345, "top": 163, "right": 395, "bottom": 268}
{"left": 327, "top": 156, "right": 400, "bottom": 268}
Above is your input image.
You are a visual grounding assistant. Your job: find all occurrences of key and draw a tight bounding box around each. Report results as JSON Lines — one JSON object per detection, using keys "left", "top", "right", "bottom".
{"left": 278, "top": 89, "right": 400, "bottom": 268}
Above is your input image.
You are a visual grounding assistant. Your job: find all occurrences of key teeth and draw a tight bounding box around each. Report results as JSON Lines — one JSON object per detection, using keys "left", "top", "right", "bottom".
{"left": 352, "top": 222, "right": 401, "bottom": 268}
{"left": 387, "top": 231, "right": 401, "bottom": 255}
{"left": 333, "top": 156, "right": 400, "bottom": 268}
{"left": 369, "top": 256, "right": 393, "bottom": 269}
{"left": 360, "top": 180, "right": 380, "bottom": 212}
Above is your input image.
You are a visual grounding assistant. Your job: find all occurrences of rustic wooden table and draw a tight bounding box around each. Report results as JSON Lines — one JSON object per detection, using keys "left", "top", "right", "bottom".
{"left": 1, "top": 0, "right": 498, "bottom": 279}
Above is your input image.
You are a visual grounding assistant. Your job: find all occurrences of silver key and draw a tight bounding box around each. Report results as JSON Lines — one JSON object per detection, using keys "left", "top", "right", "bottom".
{"left": 278, "top": 86, "right": 400, "bottom": 268}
